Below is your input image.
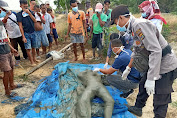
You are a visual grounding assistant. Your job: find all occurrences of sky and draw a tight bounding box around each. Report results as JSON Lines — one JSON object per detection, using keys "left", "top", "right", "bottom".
{"left": 5, "top": 0, "right": 56, "bottom": 11}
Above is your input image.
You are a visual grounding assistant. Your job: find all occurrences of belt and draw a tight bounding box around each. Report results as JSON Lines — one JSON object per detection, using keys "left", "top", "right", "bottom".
{"left": 0, "top": 38, "right": 8, "bottom": 43}
{"left": 162, "top": 45, "right": 172, "bottom": 57}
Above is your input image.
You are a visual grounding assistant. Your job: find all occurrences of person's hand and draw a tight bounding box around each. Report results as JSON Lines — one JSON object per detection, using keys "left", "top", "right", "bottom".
{"left": 93, "top": 68, "right": 100, "bottom": 72}
{"left": 23, "top": 8, "right": 30, "bottom": 14}
{"left": 6, "top": 10, "right": 11, "bottom": 16}
{"left": 104, "top": 63, "right": 108, "bottom": 69}
{"left": 65, "top": 35, "right": 69, "bottom": 40}
{"left": 96, "top": 12, "right": 101, "bottom": 18}
{"left": 11, "top": 48, "right": 18, "bottom": 56}
{"left": 37, "top": 12, "right": 41, "bottom": 17}
{"left": 144, "top": 79, "right": 155, "bottom": 96}
{"left": 50, "top": 30, "right": 53, "bottom": 35}
{"left": 22, "top": 37, "right": 27, "bottom": 43}
{"left": 122, "top": 66, "right": 131, "bottom": 80}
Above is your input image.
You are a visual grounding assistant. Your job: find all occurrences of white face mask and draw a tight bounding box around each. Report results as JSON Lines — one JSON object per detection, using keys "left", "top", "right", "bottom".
{"left": 112, "top": 46, "right": 125, "bottom": 55}
{"left": 112, "top": 46, "right": 129, "bottom": 58}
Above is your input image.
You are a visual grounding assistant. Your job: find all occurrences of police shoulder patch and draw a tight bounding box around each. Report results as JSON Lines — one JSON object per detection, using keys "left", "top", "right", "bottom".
{"left": 136, "top": 28, "right": 145, "bottom": 40}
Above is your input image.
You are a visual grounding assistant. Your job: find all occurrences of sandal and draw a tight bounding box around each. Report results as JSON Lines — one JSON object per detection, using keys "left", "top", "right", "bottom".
{"left": 6, "top": 92, "right": 18, "bottom": 98}
{"left": 11, "top": 84, "right": 25, "bottom": 90}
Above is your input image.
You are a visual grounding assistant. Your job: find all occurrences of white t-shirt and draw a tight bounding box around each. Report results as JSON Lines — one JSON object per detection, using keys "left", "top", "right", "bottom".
{"left": 0, "top": 20, "right": 8, "bottom": 45}
{"left": 4, "top": 13, "right": 22, "bottom": 39}
{"left": 42, "top": 12, "right": 53, "bottom": 34}
{"left": 150, "top": 19, "right": 163, "bottom": 33}
{"left": 35, "top": 12, "right": 42, "bottom": 22}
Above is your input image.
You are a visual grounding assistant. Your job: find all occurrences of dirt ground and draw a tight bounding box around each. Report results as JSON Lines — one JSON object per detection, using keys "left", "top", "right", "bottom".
{"left": 0, "top": 16, "right": 177, "bottom": 118}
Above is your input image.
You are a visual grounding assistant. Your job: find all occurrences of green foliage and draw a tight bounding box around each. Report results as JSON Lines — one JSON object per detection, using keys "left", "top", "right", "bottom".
{"left": 171, "top": 101, "right": 177, "bottom": 108}
{"left": 162, "top": 24, "right": 170, "bottom": 41}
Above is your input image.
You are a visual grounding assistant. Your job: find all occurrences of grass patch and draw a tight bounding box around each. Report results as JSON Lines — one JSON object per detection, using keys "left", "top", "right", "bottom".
{"left": 171, "top": 101, "right": 177, "bottom": 108}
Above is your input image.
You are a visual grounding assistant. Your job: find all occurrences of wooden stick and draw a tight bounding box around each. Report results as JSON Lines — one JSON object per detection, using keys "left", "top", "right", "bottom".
{"left": 24, "top": 43, "right": 73, "bottom": 76}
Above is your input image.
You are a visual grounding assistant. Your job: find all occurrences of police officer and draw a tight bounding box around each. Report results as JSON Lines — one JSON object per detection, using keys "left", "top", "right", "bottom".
{"left": 109, "top": 5, "right": 177, "bottom": 118}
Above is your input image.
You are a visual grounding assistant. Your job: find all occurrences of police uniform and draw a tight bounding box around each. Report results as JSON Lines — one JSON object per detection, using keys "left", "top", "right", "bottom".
{"left": 130, "top": 17, "right": 177, "bottom": 118}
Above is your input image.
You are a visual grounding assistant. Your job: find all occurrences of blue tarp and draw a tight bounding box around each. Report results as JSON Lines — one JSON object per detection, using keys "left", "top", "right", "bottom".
{"left": 16, "top": 61, "right": 136, "bottom": 118}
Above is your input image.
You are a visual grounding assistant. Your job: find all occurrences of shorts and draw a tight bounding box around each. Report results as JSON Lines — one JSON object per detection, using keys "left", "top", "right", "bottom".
{"left": 0, "top": 53, "right": 15, "bottom": 72}
{"left": 24, "top": 32, "right": 37, "bottom": 49}
{"left": 70, "top": 34, "right": 84, "bottom": 43}
{"left": 47, "top": 34, "right": 53, "bottom": 43}
{"left": 35, "top": 30, "right": 49, "bottom": 48}
{"left": 52, "top": 28, "right": 59, "bottom": 39}
{"left": 92, "top": 33, "right": 102, "bottom": 49}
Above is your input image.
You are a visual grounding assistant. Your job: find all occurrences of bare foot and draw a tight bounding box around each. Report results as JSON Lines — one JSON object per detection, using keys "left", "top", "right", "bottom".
{"left": 82, "top": 59, "right": 87, "bottom": 63}
{"left": 31, "top": 63, "right": 37, "bottom": 67}
{"left": 73, "top": 57, "right": 78, "bottom": 61}
{"left": 34, "top": 60, "right": 40, "bottom": 63}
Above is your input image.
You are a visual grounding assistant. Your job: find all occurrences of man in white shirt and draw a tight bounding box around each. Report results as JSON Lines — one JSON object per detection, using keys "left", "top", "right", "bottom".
{"left": 40, "top": 4, "right": 53, "bottom": 51}
{"left": 2, "top": 10, "right": 28, "bottom": 60}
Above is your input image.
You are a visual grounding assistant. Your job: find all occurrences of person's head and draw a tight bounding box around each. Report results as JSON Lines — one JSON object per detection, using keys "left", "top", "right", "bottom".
{"left": 40, "top": 4, "right": 46, "bottom": 13}
{"left": 95, "top": 3, "right": 103, "bottom": 14}
{"left": 0, "top": 0, "right": 10, "bottom": 18}
{"left": 47, "top": 8, "right": 52, "bottom": 14}
{"left": 138, "top": 1, "right": 160, "bottom": 19}
{"left": 20, "top": 0, "right": 28, "bottom": 10}
{"left": 104, "top": 0, "right": 110, "bottom": 11}
{"left": 30, "top": 0, "right": 36, "bottom": 10}
{"left": 70, "top": 0, "right": 78, "bottom": 13}
{"left": 45, "top": 1, "right": 50, "bottom": 8}
{"left": 34, "top": 5, "right": 40, "bottom": 12}
{"left": 110, "top": 5, "right": 131, "bottom": 32}
{"left": 111, "top": 38, "right": 123, "bottom": 55}
{"left": 110, "top": 33, "right": 120, "bottom": 41}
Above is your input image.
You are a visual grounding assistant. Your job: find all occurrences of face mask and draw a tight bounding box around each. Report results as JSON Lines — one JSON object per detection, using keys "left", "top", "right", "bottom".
{"left": 116, "top": 17, "right": 130, "bottom": 32}
{"left": 141, "top": 12, "right": 147, "bottom": 18}
{"left": 72, "top": 6, "right": 78, "bottom": 12}
{"left": 0, "top": 9, "right": 6, "bottom": 18}
{"left": 112, "top": 46, "right": 124, "bottom": 55}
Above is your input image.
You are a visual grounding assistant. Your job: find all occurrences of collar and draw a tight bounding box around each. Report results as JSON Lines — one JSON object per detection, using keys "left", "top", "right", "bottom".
{"left": 72, "top": 11, "right": 79, "bottom": 15}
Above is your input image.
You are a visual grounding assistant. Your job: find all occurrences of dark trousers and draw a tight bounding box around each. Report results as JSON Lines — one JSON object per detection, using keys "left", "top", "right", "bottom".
{"left": 10, "top": 36, "right": 28, "bottom": 60}
{"left": 135, "top": 69, "right": 177, "bottom": 118}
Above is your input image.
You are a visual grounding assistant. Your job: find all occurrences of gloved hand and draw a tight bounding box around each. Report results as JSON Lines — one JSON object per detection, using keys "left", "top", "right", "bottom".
{"left": 144, "top": 79, "right": 155, "bottom": 96}
{"left": 104, "top": 63, "right": 108, "bottom": 69}
{"left": 93, "top": 68, "right": 100, "bottom": 72}
{"left": 122, "top": 66, "right": 131, "bottom": 80}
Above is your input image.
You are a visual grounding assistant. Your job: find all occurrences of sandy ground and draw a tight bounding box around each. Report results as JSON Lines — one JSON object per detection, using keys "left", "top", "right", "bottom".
{"left": 0, "top": 15, "right": 177, "bottom": 118}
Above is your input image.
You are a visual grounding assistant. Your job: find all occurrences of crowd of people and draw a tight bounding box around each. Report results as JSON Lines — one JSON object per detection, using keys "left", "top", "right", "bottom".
{"left": 0, "top": 0, "right": 177, "bottom": 117}
{"left": 0, "top": 0, "right": 58, "bottom": 97}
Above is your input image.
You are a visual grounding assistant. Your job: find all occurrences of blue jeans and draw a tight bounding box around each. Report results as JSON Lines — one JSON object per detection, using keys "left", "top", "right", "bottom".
{"left": 35, "top": 30, "right": 49, "bottom": 48}
{"left": 24, "top": 32, "right": 37, "bottom": 49}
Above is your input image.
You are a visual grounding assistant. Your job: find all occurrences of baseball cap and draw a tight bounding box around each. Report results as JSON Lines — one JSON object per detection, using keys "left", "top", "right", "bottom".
{"left": 109, "top": 5, "right": 130, "bottom": 26}
{"left": 0, "top": 0, "right": 10, "bottom": 11}
{"left": 45, "top": 1, "right": 50, "bottom": 5}
{"left": 95, "top": 3, "right": 103, "bottom": 12}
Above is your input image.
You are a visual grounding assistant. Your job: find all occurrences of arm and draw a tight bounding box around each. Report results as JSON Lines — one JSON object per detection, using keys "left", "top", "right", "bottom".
{"left": 18, "top": 22, "right": 27, "bottom": 43}
{"left": 2, "top": 11, "right": 11, "bottom": 23}
{"left": 83, "top": 19, "right": 88, "bottom": 37}
{"left": 128, "top": 58, "right": 133, "bottom": 68}
{"left": 89, "top": 20, "right": 93, "bottom": 38}
{"left": 66, "top": 23, "right": 72, "bottom": 36}
{"left": 100, "top": 67, "right": 117, "bottom": 75}
{"left": 98, "top": 15, "right": 105, "bottom": 27}
{"left": 24, "top": 9, "right": 37, "bottom": 23}
{"left": 136, "top": 23, "right": 162, "bottom": 80}
{"left": 38, "top": 13, "right": 45, "bottom": 24}
{"left": 50, "top": 23, "right": 53, "bottom": 34}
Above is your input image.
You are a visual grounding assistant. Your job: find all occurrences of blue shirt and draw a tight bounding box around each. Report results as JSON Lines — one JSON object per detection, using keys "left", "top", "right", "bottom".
{"left": 107, "top": 34, "right": 133, "bottom": 58}
{"left": 17, "top": 10, "right": 35, "bottom": 33}
{"left": 112, "top": 49, "right": 140, "bottom": 83}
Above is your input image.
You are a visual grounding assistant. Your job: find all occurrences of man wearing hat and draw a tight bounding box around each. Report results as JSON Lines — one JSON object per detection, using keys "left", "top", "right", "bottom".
{"left": 89, "top": 3, "right": 107, "bottom": 60}
{"left": 0, "top": 0, "right": 22, "bottom": 97}
{"left": 110, "top": 5, "right": 177, "bottom": 118}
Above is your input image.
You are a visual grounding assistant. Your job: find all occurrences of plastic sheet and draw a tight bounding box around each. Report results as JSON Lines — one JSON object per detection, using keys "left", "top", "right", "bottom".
{"left": 16, "top": 61, "right": 136, "bottom": 118}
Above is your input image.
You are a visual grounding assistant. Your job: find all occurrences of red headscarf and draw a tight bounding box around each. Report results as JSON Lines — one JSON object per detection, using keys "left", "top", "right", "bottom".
{"left": 138, "top": 1, "right": 167, "bottom": 24}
